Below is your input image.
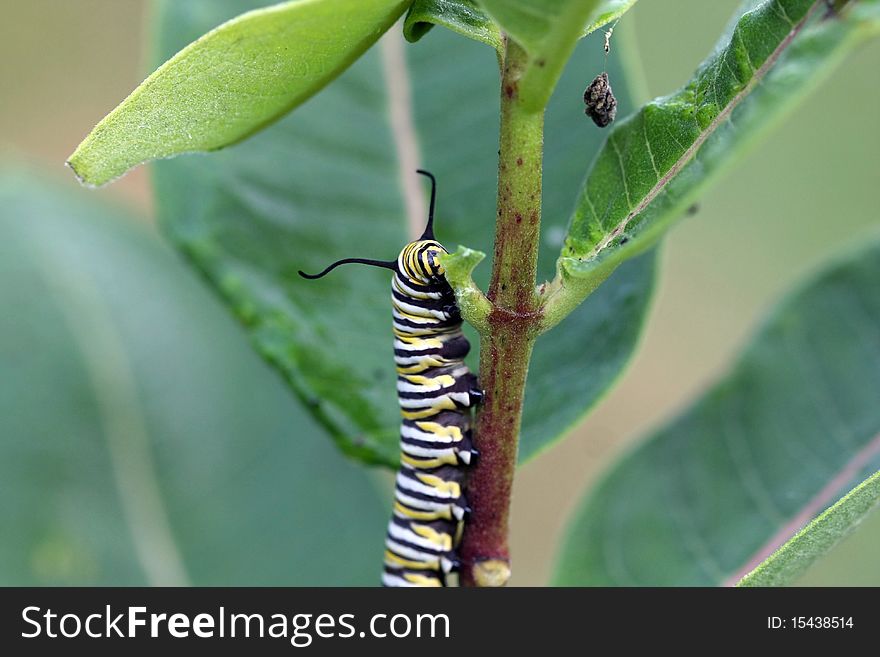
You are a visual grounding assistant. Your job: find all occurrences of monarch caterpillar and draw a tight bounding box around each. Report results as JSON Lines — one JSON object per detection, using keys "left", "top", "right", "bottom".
{"left": 299, "top": 170, "right": 481, "bottom": 587}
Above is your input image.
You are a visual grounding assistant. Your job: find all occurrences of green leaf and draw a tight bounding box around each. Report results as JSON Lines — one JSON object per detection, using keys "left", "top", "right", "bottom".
{"left": 66, "top": 0, "right": 411, "bottom": 186}
{"left": 738, "top": 471, "right": 880, "bottom": 586}
{"left": 152, "top": 0, "right": 655, "bottom": 466}
{"left": 554, "top": 237, "right": 880, "bottom": 585}
{"left": 579, "top": 0, "right": 639, "bottom": 37}
{"left": 404, "top": 0, "right": 501, "bottom": 48}
{"left": 551, "top": 0, "right": 880, "bottom": 321}
{"left": 404, "top": 0, "right": 636, "bottom": 53}
{"left": 0, "top": 171, "right": 387, "bottom": 585}
{"left": 474, "top": 0, "right": 637, "bottom": 111}
{"left": 474, "top": 0, "right": 599, "bottom": 50}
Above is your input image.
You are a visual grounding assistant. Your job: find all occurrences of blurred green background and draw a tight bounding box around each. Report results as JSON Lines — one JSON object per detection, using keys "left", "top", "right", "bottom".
{"left": 1, "top": 0, "right": 878, "bottom": 585}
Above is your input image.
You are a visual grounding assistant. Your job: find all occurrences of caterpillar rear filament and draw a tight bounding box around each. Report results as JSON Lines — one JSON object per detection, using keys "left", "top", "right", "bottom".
{"left": 299, "top": 170, "right": 480, "bottom": 587}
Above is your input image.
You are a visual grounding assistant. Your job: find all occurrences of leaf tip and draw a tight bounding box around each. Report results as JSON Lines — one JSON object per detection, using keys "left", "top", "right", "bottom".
{"left": 442, "top": 244, "right": 486, "bottom": 279}
{"left": 440, "top": 245, "right": 490, "bottom": 333}
{"left": 65, "top": 155, "right": 94, "bottom": 188}
{"left": 66, "top": 137, "right": 133, "bottom": 188}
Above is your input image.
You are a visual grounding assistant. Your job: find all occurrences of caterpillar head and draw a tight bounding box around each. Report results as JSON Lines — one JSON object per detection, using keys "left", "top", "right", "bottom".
{"left": 399, "top": 239, "right": 448, "bottom": 284}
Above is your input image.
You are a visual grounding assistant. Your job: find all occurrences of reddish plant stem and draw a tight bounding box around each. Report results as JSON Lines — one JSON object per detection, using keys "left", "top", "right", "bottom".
{"left": 459, "top": 38, "right": 544, "bottom": 587}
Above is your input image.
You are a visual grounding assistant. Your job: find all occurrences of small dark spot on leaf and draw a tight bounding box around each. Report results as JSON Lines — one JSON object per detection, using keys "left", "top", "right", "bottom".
{"left": 516, "top": 157, "right": 523, "bottom": 166}
{"left": 687, "top": 203, "right": 700, "bottom": 216}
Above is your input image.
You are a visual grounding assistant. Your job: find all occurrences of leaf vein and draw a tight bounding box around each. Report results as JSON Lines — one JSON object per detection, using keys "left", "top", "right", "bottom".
{"left": 610, "top": 135, "right": 633, "bottom": 210}
{"left": 774, "top": 0, "right": 796, "bottom": 28}
{"left": 643, "top": 119, "right": 660, "bottom": 181}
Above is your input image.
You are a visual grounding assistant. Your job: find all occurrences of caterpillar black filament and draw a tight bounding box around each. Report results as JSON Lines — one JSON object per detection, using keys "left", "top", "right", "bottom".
{"left": 298, "top": 170, "right": 480, "bottom": 587}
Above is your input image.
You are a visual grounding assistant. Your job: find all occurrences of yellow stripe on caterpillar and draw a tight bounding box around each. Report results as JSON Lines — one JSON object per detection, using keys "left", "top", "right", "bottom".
{"left": 394, "top": 334, "right": 443, "bottom": 348}
{"left": 412, "top": 525, "right": 453, "bottom": 551}
{"left": 401, "top": 373, "right": 456, "bottom": 388}
{"left": 403, "top": 573, "right": 442, "bottom": 587}
{"left": 415, "top": 422, "right": 463, "bottom": 442}
{"left": 384, "top": 550, "right": 439, "bottom": 570}
{"left": 415, "top": 473, "right": 461, "bottom": 498}
{"left": 394, "top": 501, "right": 452, "bottom": 521}
{"left": 401, "top": 400, "right": 457, "bottom": 420}
{"left": 395, "top": 359, "right": 446, "bottom": 374}
{"left": 392, "top": 327, "right": 453, "bottom": 340}
{"left": 394, "top": 326, "right": 458, "bottom": 338}
{"left": 401, "top": 452, "right": 460, "bottom": 469}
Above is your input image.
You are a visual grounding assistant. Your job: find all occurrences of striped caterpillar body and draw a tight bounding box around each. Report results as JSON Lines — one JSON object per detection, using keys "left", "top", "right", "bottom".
{"left": 385, "top": 238, "right": 480, "bottom": 586}
{"left": 299, "top": 171, "right": 480, "bottom": 587}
